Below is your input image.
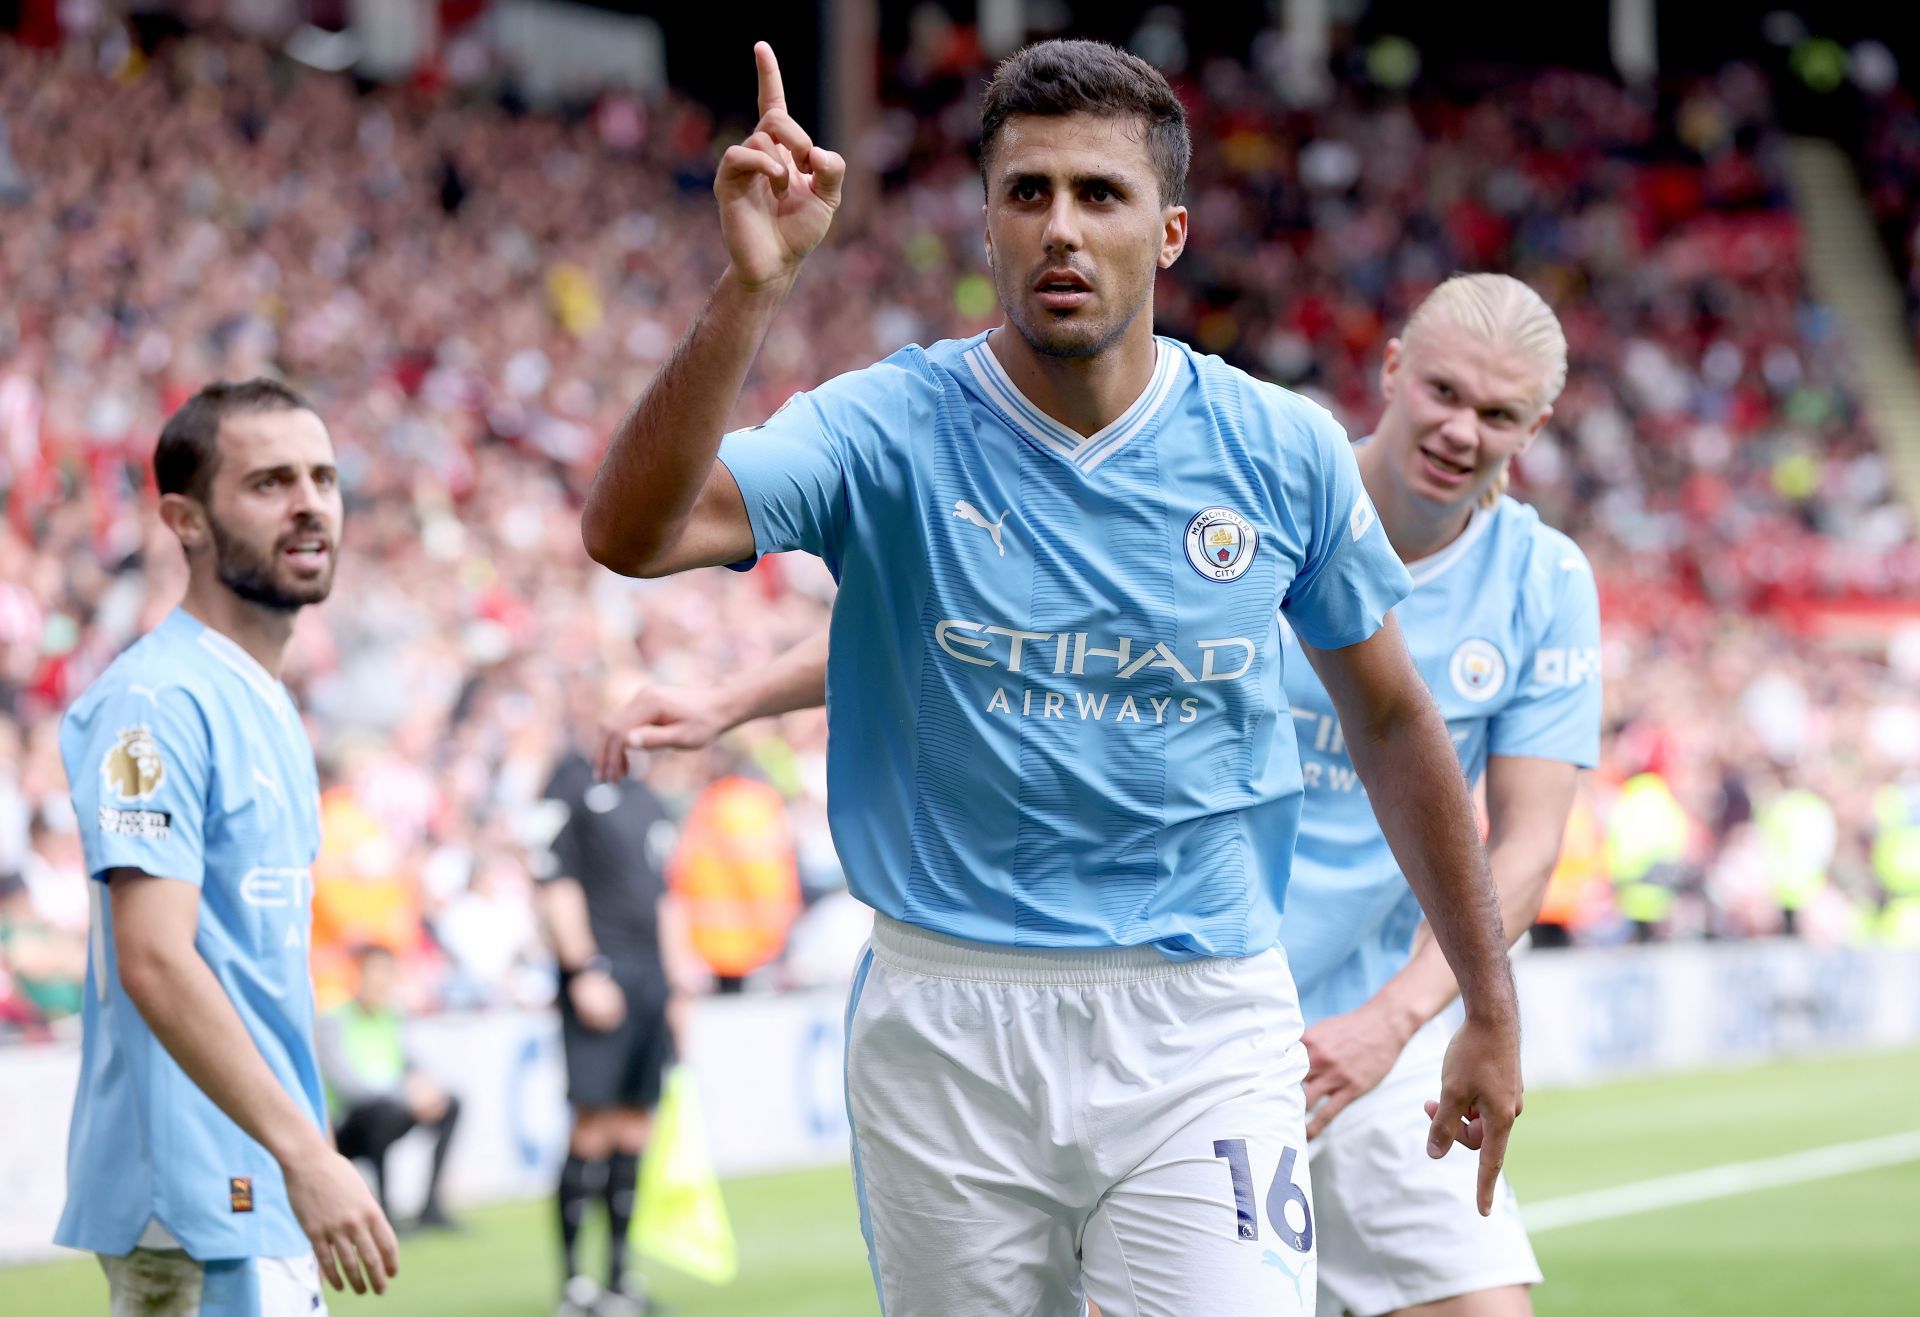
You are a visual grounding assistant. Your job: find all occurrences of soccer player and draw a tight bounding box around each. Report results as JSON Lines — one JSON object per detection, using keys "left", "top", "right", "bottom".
{"left": 56, "top": 381, "right": 398, "bottom": 1314}
{"left": 582, "top": 40, "right": 1522, "bottom": 1316}
{"left": 603, "top": 274, "right": 1597, "bottom": 1317}
{"left": 606, "top": 274, "right": 1597, "bottom": 1317}
{"left": 1284, "top": 275, "right": 1596, "bottom": 1317}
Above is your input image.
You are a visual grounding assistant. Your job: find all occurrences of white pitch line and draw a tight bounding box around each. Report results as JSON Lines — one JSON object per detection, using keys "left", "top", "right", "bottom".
{"left": 1524, "top": 1129, "right": 1920, "bottom": 1233}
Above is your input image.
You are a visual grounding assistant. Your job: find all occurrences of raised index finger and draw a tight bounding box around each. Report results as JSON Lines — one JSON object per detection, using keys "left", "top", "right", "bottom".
{"left": 755, "top": 41, "right": 786, "bottom": 116}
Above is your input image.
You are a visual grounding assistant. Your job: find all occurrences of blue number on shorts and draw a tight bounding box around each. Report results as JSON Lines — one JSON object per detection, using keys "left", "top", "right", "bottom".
{"left": 1267, "top": 1145, "right": 1313, "bottom": 1254}
{"left": 1211, "top": 1139, "right": 1260, "bottom": 1240}
{"left": 1212, "top": 1139, "right": 1313, "bottom": 1251}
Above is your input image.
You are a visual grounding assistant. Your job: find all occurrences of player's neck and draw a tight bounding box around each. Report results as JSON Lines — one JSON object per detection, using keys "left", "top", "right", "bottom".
{"left": 178, "top": 575, "right": 297, "bottom": 681}
{"left": 987, "top": 322, "right": 1158, "bottom": 437}
{"left": 1356, "top": 441, "right": 1474, "bottom": 565}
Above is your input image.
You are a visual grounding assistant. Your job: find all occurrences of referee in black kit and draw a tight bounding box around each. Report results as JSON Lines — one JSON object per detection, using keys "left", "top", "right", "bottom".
{"left": 536, "top": 691, "right": 701, "bottom": 1317}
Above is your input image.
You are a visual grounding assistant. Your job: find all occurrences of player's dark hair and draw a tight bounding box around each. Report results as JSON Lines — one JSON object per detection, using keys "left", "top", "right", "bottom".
{"left": 154, "top": 378, "right": 317, "bottom": 504}
{"left": 979, "top": 39, "right": 1190, "bottom": 207}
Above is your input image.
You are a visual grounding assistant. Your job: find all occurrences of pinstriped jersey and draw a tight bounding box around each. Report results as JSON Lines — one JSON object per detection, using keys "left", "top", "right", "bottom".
{"left": 719, "top": 332, "right": 1412, "bottom": 958}
{"left": 58, "top": 608, "right": 325, "bottom": 1259}
{"left": 1281, "top": 493, "right": 1603, "bottom": 1022}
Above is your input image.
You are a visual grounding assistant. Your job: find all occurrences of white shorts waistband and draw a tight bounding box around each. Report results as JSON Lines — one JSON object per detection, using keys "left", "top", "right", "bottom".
{"left": 869, "top": 913, "right": 1271, "bottom": 986}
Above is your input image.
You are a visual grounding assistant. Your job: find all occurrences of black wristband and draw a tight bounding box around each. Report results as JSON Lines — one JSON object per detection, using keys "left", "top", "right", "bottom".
{"left": 564, "top": 954, "right": 613, "bottom": 982}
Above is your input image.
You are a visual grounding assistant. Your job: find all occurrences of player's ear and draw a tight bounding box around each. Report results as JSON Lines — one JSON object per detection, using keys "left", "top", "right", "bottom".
{"left": 1379, "top": 338, "right": 1405, "bottom": 402}
{"left": 158, "top": 493, "right": 209, "bottom": 552}
{"left": 1157, "top": 205, "right": 1188, "bottom": 269}
{"left": 1521, "top": 403, "right": 1553, "bottom": 450}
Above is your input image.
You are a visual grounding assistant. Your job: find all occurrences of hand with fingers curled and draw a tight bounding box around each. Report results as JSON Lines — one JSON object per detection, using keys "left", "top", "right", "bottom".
{"left": 715, "top": 41, "right": 848, "bottom": 293}
{"left": 1301, "top": 999, "right": 1415, "bottom": 1141}
{"left": 285, "top": 1142, "right": 400, "bottom": 1296}
{"left": 592, "top": 681, "right": 737, "bottom": 782}
{"left": 1425, "top": 1012, "right": 1525, "bottom": 1216}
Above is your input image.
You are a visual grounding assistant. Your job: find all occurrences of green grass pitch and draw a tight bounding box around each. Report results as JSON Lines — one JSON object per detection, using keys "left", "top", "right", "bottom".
{"left": 4, "top": 1048, "right": 1916, "bottom": 1315}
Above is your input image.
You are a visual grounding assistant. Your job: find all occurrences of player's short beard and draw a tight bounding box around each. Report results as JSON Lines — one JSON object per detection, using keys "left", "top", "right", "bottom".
{"left": 209, "top": 513, "right": 333, "bottom": 612}
{"left": 998, "top": 265, "right": 1154, "bottom": 362}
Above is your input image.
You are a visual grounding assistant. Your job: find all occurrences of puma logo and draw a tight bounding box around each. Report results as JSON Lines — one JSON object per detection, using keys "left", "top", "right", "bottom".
{"left": 1261, "top": 1250, "right": 1308, "bottom": 1303}
{"left": 953, "top": 500, "right": 1010, "bottom": 556}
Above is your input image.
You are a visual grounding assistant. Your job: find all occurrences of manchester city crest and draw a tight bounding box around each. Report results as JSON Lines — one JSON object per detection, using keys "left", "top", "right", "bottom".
{"left": 1184, "top": 506, "right": 1259, "bottom": 582}
{"left": 1448, "top": 639, "right": 1508, "bottom": 703}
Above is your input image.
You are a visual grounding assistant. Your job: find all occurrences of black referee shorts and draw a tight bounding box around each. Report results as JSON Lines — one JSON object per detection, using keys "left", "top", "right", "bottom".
{"left": 558, "top": 964, "right": 673, "bottom": 1112}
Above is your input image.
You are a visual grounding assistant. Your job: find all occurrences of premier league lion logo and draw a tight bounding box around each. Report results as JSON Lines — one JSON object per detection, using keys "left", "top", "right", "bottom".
{"left": 102, "top": 726, "right": 166, "bottom": 802}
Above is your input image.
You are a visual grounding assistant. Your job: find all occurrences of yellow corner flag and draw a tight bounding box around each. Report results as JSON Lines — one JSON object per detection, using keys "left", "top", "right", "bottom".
{"left": 634, "top": 1066, "right": 739, "bottom": 1284}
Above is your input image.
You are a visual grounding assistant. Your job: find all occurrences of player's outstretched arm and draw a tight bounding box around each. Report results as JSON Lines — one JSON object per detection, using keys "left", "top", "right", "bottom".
{"left": 582, "top": 42, "right": 846, "bottom": 578}
{"left": 109, "top": 871, "right": 400, "bottom": 1295}
{"left": 1298, "top": 618, "right": 1523, "bottom": 1215}
{"left": 1369, "top": 755, "right": 1578, "bottom": 1031}
{"left": 593, "top": 625, "right": 830, "bottom": 780}
{"left": 1303, "top": 754, "right": 1578, "bottom": 1139}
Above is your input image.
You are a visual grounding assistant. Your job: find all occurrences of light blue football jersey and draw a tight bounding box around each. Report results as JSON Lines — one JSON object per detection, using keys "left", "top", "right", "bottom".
{"left": 719, "top": 332, "right": 1412, "bottom": 958}
{"left": 1280, "top": 492, "right": 1603, "bottom": 1024}
{"left": 56, "top": 608, "right": 325, "bottom": 1260}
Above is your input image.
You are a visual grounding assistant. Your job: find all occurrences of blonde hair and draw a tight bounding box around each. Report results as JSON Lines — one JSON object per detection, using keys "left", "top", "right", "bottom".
{"left": 1401, "top": 274, "right": 1568, "bottom": 508}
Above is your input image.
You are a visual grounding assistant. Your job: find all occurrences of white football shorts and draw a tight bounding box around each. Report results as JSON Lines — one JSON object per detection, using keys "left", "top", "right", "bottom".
{"left": 844, "top": 913, "right": 1318, "bottom": 1317}
{"left": 98, "top": 1247, "right": 326, "bottom": 1317}
{"left": 1309, "top": 1014, "right": 1541, "bottom": 1316}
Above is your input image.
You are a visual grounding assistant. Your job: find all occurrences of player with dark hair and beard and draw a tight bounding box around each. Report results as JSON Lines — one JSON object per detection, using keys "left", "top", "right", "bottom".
{"left": 581, "top": 38, "right": 1521, "bottom": 1317}
{"left": 55, "top": 379, "right": 398, "bottom": 1315}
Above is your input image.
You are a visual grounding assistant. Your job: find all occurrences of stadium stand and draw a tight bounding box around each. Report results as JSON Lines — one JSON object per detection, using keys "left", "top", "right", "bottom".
{"left": 2, "top": 23, "right": 1917, "bottom": 1037}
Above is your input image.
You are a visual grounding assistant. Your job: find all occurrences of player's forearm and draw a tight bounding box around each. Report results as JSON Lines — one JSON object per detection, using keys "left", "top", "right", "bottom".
{"left": 1372, "top": 833, "right": 1558, "bottom": 1036}
{"left": 1345, "top": 705, "right": 1517, "bottom": 1027}
{"left": 119, "top": 942, "right": 329, "bottom": 1167}
{"left": 721, "top": 627, "right": 830, "bottom": 728}
{"left": 582, "top": 267, "right": 792, "bottom": 575}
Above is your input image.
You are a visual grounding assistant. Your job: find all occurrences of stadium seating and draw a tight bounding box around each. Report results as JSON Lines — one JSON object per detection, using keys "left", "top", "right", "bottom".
{"left": 1, "top": 28, "right": 1913, "bottom": 1034}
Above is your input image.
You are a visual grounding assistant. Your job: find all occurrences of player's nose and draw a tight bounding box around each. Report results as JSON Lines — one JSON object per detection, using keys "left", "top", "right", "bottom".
{"left": 288, "top": 475, "right": 336, "bottom": 528}
{"left": 1042, "top": 195, "right": 1083, "bottom": 252}
{"left": 1439, "top": 406, "right": 1479, "bottom": 448}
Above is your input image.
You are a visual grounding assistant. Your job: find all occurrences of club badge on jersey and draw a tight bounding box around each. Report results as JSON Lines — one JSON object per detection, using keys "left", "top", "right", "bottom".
{"left": 1185, "top": 506, "right": 1259, "bottom": 582}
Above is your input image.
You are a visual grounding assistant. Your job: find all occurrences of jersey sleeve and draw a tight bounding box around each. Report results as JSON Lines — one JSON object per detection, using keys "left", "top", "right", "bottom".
{"left": 1489, "top": 540, "right": 1603, "bottom": 766}
{"left": 74, "top": 685, "right": 211, "bottom": 887}
{"left": 543, "top": 809, "right": 588, "bottom": 885}
{"left": 716, "top": 357, "right": 924, "bottom": 574}
{"left": 1280, "top": 410, "right": 1414, "bottom": 649}
{"left": 533, "top": 758, "right": 586, "bottom": 884}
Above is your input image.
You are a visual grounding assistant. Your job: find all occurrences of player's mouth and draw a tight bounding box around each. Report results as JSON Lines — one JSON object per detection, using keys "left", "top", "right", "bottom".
{"left": 1033, "top": 268, "right": 1093, "bottom": 311}
{"left": 281, "top": 536, "right": 331, "bottom": 570}
{"left": 1418, "top": 446, "right": 1474, "bottom": 487}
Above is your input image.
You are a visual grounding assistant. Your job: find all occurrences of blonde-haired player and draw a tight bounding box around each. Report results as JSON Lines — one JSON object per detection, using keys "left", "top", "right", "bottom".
{"left": 1281, "top": 272, "right": 1596, "bottom": 1316}
{"left": 596, "top": 272, "right": 1596, "bottom": 1315}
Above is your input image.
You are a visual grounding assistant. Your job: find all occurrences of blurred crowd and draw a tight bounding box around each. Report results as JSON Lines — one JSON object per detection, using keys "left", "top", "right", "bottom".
{"left": 3, "top": 24, "right": 1918, "bottom": 1039}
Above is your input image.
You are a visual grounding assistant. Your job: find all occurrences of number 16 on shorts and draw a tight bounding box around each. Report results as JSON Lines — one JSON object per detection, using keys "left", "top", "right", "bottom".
{"left": 1213, "top": 1138, "right": 1314, "bottom": 1252}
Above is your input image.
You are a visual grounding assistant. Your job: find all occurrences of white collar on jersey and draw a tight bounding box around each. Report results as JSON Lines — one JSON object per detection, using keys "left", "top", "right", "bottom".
{"left": 1405, "top": 500, "right": 1499, "bottom": 587}
{"left": 962, "top": 335, "right": 1180, "bottom": 473}
{"left": 194, "top": 622, "right": 293, "bottom": 726}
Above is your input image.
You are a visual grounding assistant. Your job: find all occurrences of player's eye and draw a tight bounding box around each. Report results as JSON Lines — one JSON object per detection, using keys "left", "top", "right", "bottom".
{"left": 1085, "top": 182, "right": 1115, "bottom": 202}
{"left": 313, "top": 469, "right": 337, "bottom": 489}
{"left": 1012, "top": 181, "right": 1043, "bottom": 202}
{"left": 1483, "top": 409, "right": 1514, "bottom": 426}
{"left": 1433, "top": 381, "right": 1456, "bottom": 401}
